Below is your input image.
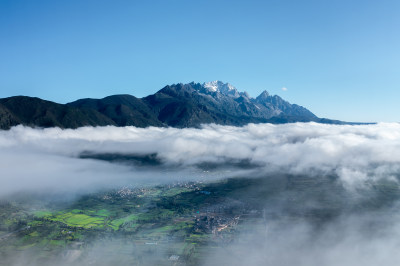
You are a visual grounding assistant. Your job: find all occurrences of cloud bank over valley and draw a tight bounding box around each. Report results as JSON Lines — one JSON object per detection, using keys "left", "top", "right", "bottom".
{"left": 3, "top": 122, "right": 400, "bottom": 266}
{"left": 1, "top": 122, "right": 400, "bottom": 195}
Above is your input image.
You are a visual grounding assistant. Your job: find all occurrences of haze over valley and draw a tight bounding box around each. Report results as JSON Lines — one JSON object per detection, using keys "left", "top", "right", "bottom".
{"left": 2, "top": 122, "right": 400, "bottom": 265}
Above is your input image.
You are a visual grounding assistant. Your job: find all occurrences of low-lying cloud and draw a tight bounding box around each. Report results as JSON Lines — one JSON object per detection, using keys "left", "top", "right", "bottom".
{"left": 2, "top": 122, "right": 400, "bottom": 266}
{"left": 1, "top": 122, "right": 400, "bottom": 196}
{"left": 205, "top": 209, "right": 400, "bottom": 266}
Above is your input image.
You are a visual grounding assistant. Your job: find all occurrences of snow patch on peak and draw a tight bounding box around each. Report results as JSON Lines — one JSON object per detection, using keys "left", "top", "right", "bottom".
{"left": 202, "top": 81, "right": 240, "bottom": 98}
{"left": 203, "top": 80, "right": 220, "bottom": 92}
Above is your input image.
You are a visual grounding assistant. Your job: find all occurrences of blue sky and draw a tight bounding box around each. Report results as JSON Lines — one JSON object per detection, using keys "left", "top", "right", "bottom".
{"left": 0, "top": 0, "right": 399, "bottom": 122}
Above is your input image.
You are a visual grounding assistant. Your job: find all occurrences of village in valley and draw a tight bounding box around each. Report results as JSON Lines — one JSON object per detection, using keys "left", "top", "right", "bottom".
{"left": 2, "top": 174, "right": 400, "bottom": 265}
{"left": 0, "top": 179, "right": 268, "bottom": 265}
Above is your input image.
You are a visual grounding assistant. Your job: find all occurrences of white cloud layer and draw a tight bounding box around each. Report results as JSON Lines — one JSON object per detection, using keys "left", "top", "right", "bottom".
{"left": 1, "top": 122, "right": 400, "bottom": 195}
{"left": 3, "top": 123, "right": 400, "bottom": 266}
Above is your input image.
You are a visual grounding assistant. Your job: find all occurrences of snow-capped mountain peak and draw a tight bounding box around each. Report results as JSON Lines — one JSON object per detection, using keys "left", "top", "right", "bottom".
{"left": 203, "top": 80, "right": 220, "bottom": 92}
{"left": 202, "top": 81, "right": 240, "bottom": 98}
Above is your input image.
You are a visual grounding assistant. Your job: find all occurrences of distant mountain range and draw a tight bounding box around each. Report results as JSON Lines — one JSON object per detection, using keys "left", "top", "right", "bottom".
{"left": 0, "top": 81, "right": 349, "bottom": 130}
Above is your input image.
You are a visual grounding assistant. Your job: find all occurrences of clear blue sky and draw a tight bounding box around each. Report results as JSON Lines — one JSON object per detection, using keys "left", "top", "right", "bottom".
{"left": 0, "top": 0, "right": 399, "bottom": 122}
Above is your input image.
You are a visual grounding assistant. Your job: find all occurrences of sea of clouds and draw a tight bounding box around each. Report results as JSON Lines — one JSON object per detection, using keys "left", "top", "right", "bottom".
{"left": 1, "top": 122, "right": 400, "bottom": 196}
{"left": 3, "top": 122, "right": 400, "bottom": 266}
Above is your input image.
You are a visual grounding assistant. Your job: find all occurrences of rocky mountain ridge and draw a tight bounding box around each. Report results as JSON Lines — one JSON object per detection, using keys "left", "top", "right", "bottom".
{"left": 0, "top": 81, "right": 347, "bottom": 129}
